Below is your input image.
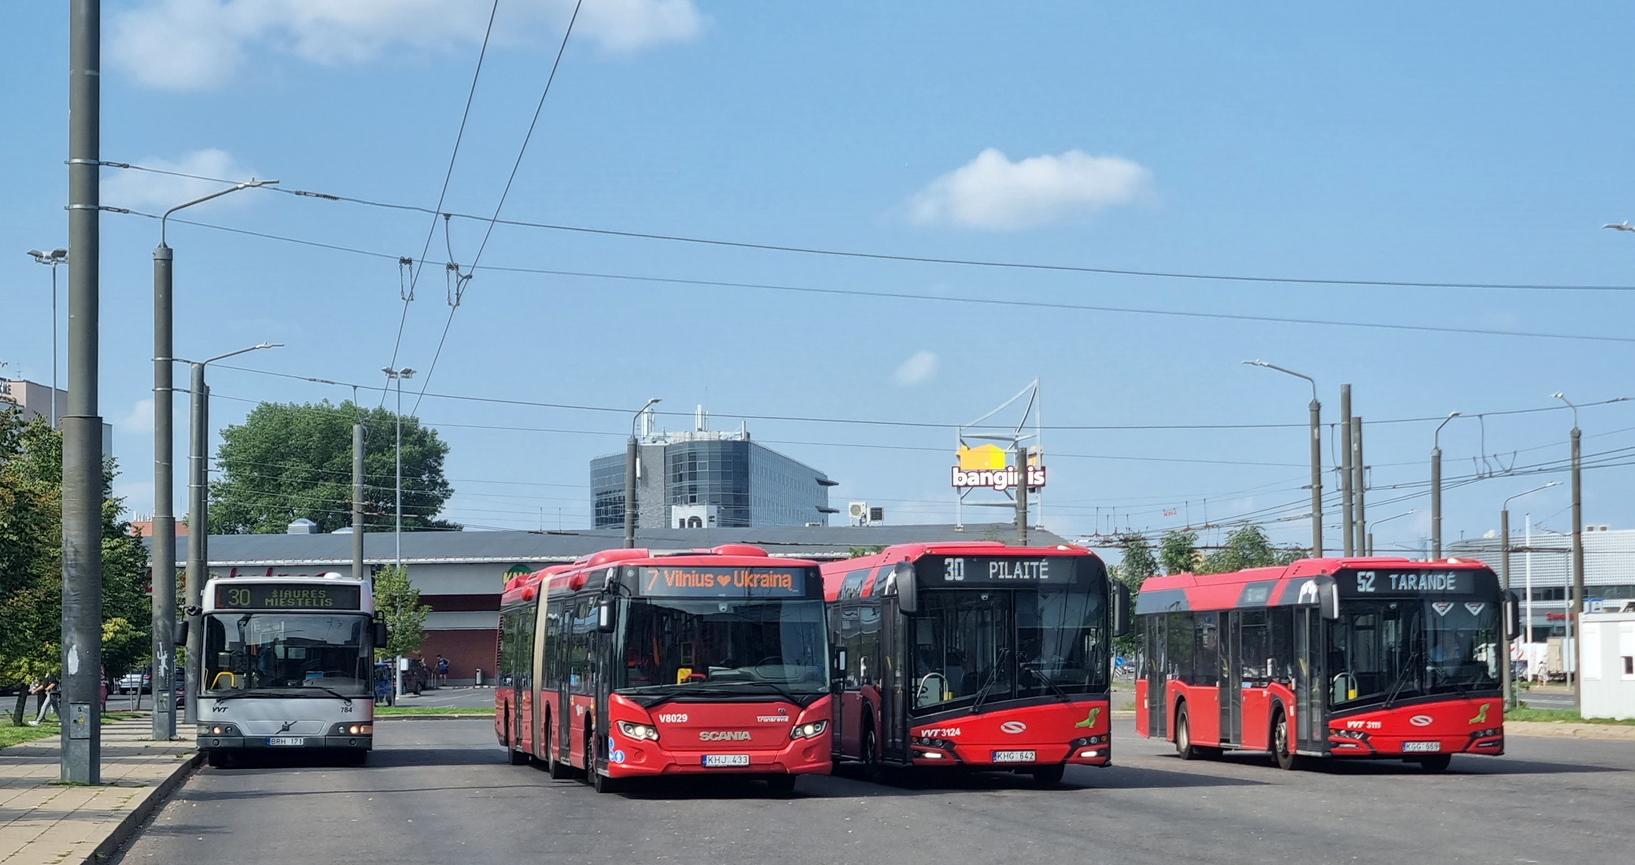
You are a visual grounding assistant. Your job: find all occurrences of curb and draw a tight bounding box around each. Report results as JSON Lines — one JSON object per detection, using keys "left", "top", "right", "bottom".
{"left": 86, "top": 749, "right": 202, "bottom": 865}
{"left": 376, "top": 714, "right": 495, "bottom": 721}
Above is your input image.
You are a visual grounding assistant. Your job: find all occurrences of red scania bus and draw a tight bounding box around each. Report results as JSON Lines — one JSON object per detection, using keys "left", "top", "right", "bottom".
{"left": 822, "top": 542, "right": 1129, "bottom": 785}
{"left": 495, "top": 545, "right": 836, "bottom": 794}
{"left": 1134, "top": 556, "right": 1519, "bottom": 772}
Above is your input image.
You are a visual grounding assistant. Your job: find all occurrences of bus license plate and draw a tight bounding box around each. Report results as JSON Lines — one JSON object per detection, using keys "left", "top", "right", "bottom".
{"left": 1402, "top": 741, "right": 1441, "bottom": 752}
{"left": 992, "top": 750, "right": 1036, "bottom": 763}
{"left": 267, "top": 737, "right": 305, "bottom": 747}
{"left": 703, "top": 754, "right": 750, "bottom": 767}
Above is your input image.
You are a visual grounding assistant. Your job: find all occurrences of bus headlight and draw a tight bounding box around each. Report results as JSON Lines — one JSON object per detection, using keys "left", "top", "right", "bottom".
{"left": 199, "top": 724, "right": 239, "bottom": 736}
{"left": 328, "top": 723, "right": 373, "bottom": 735}
{"left": 617, "top": 721, "right": 660, "bottom": 741}
{"left": 790, "top": 720, "right": 828, "bottom": 739}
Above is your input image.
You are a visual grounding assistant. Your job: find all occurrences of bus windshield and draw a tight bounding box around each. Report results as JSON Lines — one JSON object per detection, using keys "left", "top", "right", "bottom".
{"left": 203, "top": 612, "right": 373, "bottom": 697}
{"left": 616, "top": 598, "right": 829, "bottom": 697}
{"left": 909, "top": 586, "right": 1109, "bottom": 714}
{"left": 1329, "top": 597, "right": 1502, "bottom": 708}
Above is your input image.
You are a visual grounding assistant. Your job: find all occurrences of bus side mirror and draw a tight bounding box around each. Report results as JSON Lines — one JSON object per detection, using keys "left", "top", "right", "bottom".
{"left": 1504, "top": 590, "right": 1522, "bottom": 640}
{"left": 373, "top": 621, "right": 390, "bottom": 649}
{"left": 173, "top": 620, "right": 188, "bottom": 645}
{"left": 1111, "top": 581, "right": 1131, "bottom": 638}
{"left": 597, "top": 597, "right": 617, "bottom": 634}
{"left": 832, "top": 647, "right": 848, "bottom": 690}
{"left": 1317, "top": 577, "right": 1340, "bottom": 621}
{"left": 893, "top": 562, "right": 917, "bottom": 615}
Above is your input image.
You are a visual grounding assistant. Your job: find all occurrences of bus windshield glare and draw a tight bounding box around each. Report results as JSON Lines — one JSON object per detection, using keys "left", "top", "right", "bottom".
{"left": 911, "top": 586, "right": 1109, "bottom": 713}
{"left": 203, "top": 612, "right": 373, "bottom": 697}
{"left": 616, "top": 597, "right": 829, "bottom": 696}
{"left": 1329, "top": 597, "right": 1501, "bottom": 707}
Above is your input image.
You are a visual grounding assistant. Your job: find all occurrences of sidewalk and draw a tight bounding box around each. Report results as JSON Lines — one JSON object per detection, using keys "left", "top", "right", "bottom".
{"left": 0, "top": 715, "right": 197, "bottom": 865}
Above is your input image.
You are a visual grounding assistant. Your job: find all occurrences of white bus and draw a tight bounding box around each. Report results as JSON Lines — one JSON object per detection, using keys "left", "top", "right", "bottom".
{"left": 194, "top": 572, "right": 387, "bottom": 767}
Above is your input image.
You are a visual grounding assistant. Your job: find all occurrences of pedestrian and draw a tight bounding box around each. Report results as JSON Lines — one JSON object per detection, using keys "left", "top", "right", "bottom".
{"left": 32, "top": 675, "right": 60, "bottom": 725}
{"left": 436, "top": 655, "right": 450, "bottom": 687}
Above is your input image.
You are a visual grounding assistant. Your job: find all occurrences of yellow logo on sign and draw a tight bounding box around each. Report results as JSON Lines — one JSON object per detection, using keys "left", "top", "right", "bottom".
{"left": 957, "top": 444, "right": 1007, "bottom": 471}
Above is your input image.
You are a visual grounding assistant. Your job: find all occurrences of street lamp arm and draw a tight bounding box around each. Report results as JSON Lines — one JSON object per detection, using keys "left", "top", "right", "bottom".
{"left": 1504, "top": 481, "right": 1561, "bottom": 511}
{"left": 1242, "top": 359, "right": 1318, "bottom": 402}
{"left": 183, "top": 342, "right": 284, "bottom": 368}
{"left": 160, "top": 179, "right": 279, "bottom": 245}
{"left": 1434, "top": 411, "right": 1463, "bottom": 450}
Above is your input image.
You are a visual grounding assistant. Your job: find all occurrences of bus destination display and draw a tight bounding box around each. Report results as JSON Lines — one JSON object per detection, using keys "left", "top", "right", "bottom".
{"left": 214, "top": 583, "right": 363, "bottom": 610}
{"left": 932, "top": 556, "right": 1087, "bottom": 586}
{"left": 639, "top": 567, "right": 807, "bottom": 598}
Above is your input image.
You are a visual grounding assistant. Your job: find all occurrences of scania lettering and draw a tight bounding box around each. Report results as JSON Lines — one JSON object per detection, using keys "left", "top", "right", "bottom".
{"left": 823, "top": 542, "right": 1129, "bottom": 786}
{"left": 496, "top": 545, "right": 833, "bottom": 794}
{"left": 1133, "top": 556, "right": 1518, "bottom": 772}
{"left": 193, "top": 572, "right": 386, "bottom": 767}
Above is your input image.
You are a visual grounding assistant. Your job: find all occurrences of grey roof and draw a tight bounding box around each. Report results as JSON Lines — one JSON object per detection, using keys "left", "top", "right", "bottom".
{"left": 167, "top": 523, "right": 1074, "bottom": 568}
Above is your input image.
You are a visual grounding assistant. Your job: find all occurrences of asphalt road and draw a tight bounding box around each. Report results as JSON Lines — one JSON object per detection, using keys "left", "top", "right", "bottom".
{"left": 113, "top": 718, "right": 1635, "bottom": 865}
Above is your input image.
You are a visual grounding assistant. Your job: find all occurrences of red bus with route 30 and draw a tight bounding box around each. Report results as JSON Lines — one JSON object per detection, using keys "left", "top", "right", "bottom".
{"left": 822, "top": 542, "right": 1129, "bottom": 785}
{"left": 1134, "top": 556, "right": 1519, "bottom": 771}
{"left": 495, "top": 545, "right": 836, "bottom": 794}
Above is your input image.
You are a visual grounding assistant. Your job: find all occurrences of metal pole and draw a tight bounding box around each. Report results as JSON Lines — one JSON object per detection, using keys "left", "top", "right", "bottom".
{"left": 1524, "top": 515, "right": 1534, "bottom": 658}
{"left": 623, "top": 433, "right": 638, "bottom": 547}
{"left": 51, "top": 263, "right": 59, "bottom": 428}
{"left": 1352, "top": 416, "right": 1366, "bottom": 557}
{"left": 352, "top": 422, "right": 364, "bottom": 581}
{"left": 1570, "top": 425, "right": 1583, "bottom": 713}
{"left": 1309, "top": 397, "right": 1323, "bottom": 557}
{"left": 1430, "top": 446, "right": 1442, "bottom": 559}
{"left": 1501, "top": 507, "right": 1513, "bottom": 708}
{"left": 61, "top": 0, "right": 103, "bottom": 784}
{"left": 1016, "top": 443, "right": 1029, "bottom": 546}
{"left": 1340, "top": 385, "right": 1353, "bottom": 556}
{"left": 184, "top": 363, "right": 206, "bottom": 726}
{"left": 395, "top": 378, "right": 402, "bottom": 569}
{"left": 150, "top": 244, "right": 176, "bottom": 740}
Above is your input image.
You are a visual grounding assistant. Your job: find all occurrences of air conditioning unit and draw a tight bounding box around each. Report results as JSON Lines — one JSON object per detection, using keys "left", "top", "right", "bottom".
{"left": 848, "top": 502, "right": 869, "bottom": 524}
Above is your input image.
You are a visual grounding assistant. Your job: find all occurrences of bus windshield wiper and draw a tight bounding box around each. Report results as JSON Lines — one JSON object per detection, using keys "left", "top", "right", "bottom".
{"left": 296, "top": 684, "right": 357, "bottom": 708}
{"left": 970, "top": 649, "right": 1012, "bottom": 714}
{"left": 1022, "top": 661, "right": 1071, "bottom": 702}
{"left": 1383, "top": 649, "right": 1421, "bottom": 709}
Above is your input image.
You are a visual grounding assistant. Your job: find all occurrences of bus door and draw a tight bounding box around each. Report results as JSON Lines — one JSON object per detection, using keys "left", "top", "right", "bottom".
{"left": 1144, "top": 614, "right": 1167, "bottom": 739}
{"left": 1293, "top": 607, "right": 1328, "bottom": 752}
{"left": 1221, "top": 611, "right": 1240, "bottom": 745}
{"left": 878, "top": 598, "right": 905, "bottom": 762}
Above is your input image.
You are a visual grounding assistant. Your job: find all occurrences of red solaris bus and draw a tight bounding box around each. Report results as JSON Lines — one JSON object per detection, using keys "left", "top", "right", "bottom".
{"left": 823, "top": 542, "right": 1130, "bottom": 786}
{"left": 495, "top": 545, "right": 836, "bottom": 794}
{"left": 1134, "top": 556, "right": 1520, "bottom": 772}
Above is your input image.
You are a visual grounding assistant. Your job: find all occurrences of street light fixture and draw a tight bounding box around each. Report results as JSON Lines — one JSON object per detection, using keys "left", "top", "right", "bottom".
{"left": 1365, "top": 509, "right": 1416, "bottom": 556}
{"left": 1430, "top": 411, "right": 1462, "bottom": 559}
{"left": 149, "top": 178, "right": 276, "bottom": 741}
{"left": 26, "top": 248, "right": 67, "bottom": 428}
{"left": 624, "top": 398, "right": 662, "bottom": 548}
{"left": 1243, "top": 360, "right": 1323, "bottom": 556}
{"left": 1501, "top": 481, "right": 1560, "bottom": 708}
{"left": 179, "top": 341, "right": 282, "bottom": 725}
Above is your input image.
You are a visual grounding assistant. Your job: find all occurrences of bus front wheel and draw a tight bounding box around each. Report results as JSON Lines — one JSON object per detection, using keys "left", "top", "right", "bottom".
{"left": 1415, "top": 754, "right": 1452, "bottom": 773}
{"left": 765, "top": 775, "right": 797, "bottom": 795}
{"left": 1031, "top": 764, "right": 1065, "bottom": 786}
{"left": 1272, "top": 709, "right": 1302, "bottom": 771}
{"left": 1175, "top": 706, "right": 1199, "bottom": 761}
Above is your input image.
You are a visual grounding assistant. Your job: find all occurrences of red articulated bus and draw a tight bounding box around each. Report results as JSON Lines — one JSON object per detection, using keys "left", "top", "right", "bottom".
{"left": 823, "top": 542, "right": 1130, "bottom": 786}
{"left": 495, "top": 545, "right": 836, "bottom": 794}
{"left": 1134, "top": 556, "right": 1520, "bottom": 772}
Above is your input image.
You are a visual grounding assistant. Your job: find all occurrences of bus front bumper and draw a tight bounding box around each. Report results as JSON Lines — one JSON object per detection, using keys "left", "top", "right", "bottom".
{"left": 910, "top": 737, "right": 1111, "bottom": 768}
{"left": 197, "top": 732, "right": 373, "bottom": 751}
{"left": 606, "top": 734, "right": 833, "bottom": 777}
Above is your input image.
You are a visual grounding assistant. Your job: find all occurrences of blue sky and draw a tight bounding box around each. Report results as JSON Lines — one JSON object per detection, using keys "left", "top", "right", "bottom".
{"left": 4, "top": 1, "right": 1635, "bottom": 560}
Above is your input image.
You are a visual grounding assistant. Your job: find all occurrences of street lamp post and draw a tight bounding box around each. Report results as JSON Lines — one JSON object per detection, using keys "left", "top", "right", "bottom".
{"left": 624, "top": 398, "right": 661, "bottom": 548}
{"left": 26, "top": 248, "right": 67, "bottom": 427}
{"left": 1552, "top": 392, "right": 1585, "bottom": 713}
{"left": 181, "top": 342, "right": 282, "bottom": 725}
{"left": 1365, "top": 509, "right": 1416, "bottom": 557}
{"left": 148, "top": 178, "right": 275, "bottom": 742}
{"left": 1430, "top": 411, "right": 1462, "bottom": 560}
{"left": 382, "top": 367, "right": 415, "bottom": 701}
{"left": 1243, "top": 360, "right": 1323, "bottom": 556}
{"left": 1501, "top": 482, "right": 1560, "bottom": 708}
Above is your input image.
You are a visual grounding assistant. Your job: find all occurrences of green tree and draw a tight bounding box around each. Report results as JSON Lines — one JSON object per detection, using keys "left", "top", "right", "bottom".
{"left": 373, "top": 565, "right": 430, "bottom": 660}
{"left": 1109, "top": 531, "right": 1159, "bottom": 656}
{"left": 1198, "top": 524, "right": 1304, "bottom": 575}
{"left": 209, "top": 400, "right": 457, "bottom": 534}
{"left": 1159, "top": 529, "right": 1199, "bottom": 575}
{"left": 0, "top": 408, "right": 150, "bottom": 723}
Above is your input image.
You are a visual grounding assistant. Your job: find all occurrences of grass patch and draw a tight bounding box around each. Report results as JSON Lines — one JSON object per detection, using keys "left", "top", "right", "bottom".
{"left": 1, "top": 718, "right": 60, "bottom": 749}
{"left": 375, "top": 706, "right": 493, "bottom": 716}
{"left": 1509, "top": 705, "right": 1635, "bottom": 726}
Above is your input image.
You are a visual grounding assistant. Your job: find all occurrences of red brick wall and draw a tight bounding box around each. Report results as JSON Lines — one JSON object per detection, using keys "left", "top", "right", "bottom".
{"left": 418, "top": 629, "right": 500, "bottom": 684}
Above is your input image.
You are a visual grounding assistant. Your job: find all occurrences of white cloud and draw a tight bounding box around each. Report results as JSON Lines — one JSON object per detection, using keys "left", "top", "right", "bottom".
{"left": 102, "top": 149, "right": 264, "bottom": 211}
{"left": 111, "top": 0, "right": 704, "bottom": 90}
{"left": 894, "top": 350, "right": 938, "bottom": 386}
{"left": 909, "top": 148, "right": 1154, "bottom": 230}
{"left": 117, "top": 398, "right": 157, "bottom": 436}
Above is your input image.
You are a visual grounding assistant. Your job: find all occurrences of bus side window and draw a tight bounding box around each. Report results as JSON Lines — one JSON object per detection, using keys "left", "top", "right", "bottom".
{"left": 1239, "top": 610, "right": 1269, "bottom": 685}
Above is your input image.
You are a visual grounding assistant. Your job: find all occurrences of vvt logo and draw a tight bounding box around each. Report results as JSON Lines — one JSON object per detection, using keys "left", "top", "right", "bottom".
{"left": 999, "top": 721, "right": 1027, "bottom": 734}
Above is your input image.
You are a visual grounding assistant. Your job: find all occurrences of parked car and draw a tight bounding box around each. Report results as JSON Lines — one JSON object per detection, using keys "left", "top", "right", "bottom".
{"left": 117, "top": 670, "right": 150, "bottom": 694}
{"left": 403, "top": 659, "right": 430, "bottom": 695}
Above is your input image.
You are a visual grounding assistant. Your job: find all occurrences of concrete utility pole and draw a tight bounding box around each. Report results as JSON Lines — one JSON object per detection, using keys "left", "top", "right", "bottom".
{"left": 381, "top": 368, "right": 415, "bottom": 568}
{"left": 1501, "top": 482, "right": 1558, "bottom": 709}
{"left": 1016, "top": 444, "right": 1029, "bottom": 546}
{"left": 352, "top": 421, "right": 365, "bottom": 581}
{"left": 183, "top": 344, "right": 280, "bottom": 725}
{"left": 1242, "top": 360, "right": 1322, "bottom": 556}
{"left": 1351, "top": 416, "right": 1366, "bottom": 557}
{"left": 1340, "top": 385, "right": 1353, "bottom": 556}
{"left": 26, "top": 248, "right": 67, "bottom": 427}
{"left": 61, "top": 0, "right": 103, "bottom": 784}
{"left": 624, "top": 398, "right": 660, "bottom": 548}
{"left": 1554, "top": 393, "right": 1585, "bottom": 712}
{"left": 151, "top": 178, "right": 274, "bottom": 742}
{"left": 1429, "top": 412, "right": 1461, "bottom": 560}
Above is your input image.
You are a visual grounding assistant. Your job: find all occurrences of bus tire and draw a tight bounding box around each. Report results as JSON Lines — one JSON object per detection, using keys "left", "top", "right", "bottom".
{"left": 1175, "top": 705, "right": 1199, "bottom": 761}
{"left": 861, "top": 721, "right": 882, "bottom": 782}
{"left": 1031, "top": 764, "right": 1066, "bottom": 786}
{"left": 1272, "top": 707, "right": 1302, "bottom": 771}
{"left": 543, "top": 719, "right": 573, "bottom": 779}
{"left": 507, "top": 746, "right": 530, "bottom": 766}
{"left": 765, "top": 775, "right": 797, "bottom": 795}
{"left": 345, "top": 749, "right": 368, "bottom": 767}
{"left": 1416, "top": 754, "right": 1452, "bottom": 773}
{"left": 205, "top": 749, "right": 233, "bottom": 769}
